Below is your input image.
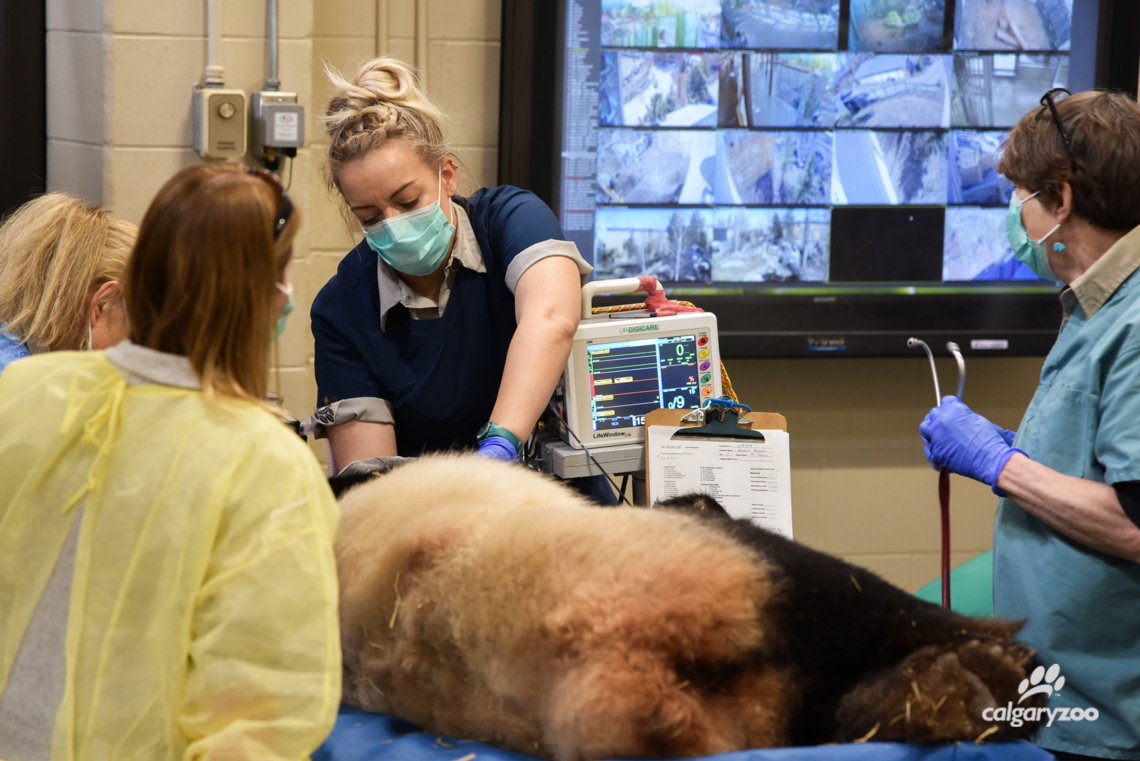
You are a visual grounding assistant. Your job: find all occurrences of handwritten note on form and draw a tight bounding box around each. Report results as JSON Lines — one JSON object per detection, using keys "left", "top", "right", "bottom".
{"left": 647, "top": 426, "right": 793, "bottom": 539}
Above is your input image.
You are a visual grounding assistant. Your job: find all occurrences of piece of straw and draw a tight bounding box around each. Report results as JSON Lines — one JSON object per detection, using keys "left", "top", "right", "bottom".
{"left": 389, "top": 571, "right": 403, "bottom": 629}
{"left": 975, "top": 725, "right": 1000, "bottom": 743}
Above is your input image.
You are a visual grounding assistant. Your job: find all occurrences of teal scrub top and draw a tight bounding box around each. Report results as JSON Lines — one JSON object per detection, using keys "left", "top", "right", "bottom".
{"left": 914, "top": 550, "right": 994, "bottom": 619}
{"left": 995, "top": 256, "right": 1140, "bottom": 758}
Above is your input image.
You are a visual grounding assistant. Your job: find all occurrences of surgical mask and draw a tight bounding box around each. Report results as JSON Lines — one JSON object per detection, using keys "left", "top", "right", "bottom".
{"left": 85, "top": 320, "right": 93, "bottom": 352}
{"left": 361, "top": 167, "right": 456, "bottom": 277}
{"left": 273, "top": 281, "right": 294, "bottom": 340}
{"left": 1006, "top": 191, "right": 1062, "bottom": 281}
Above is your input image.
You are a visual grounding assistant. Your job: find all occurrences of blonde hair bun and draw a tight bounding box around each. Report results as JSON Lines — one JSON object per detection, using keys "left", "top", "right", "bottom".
{"left": 334, "top": 58, "right": 415, "bottom": 108}
{"left": 323, "top": 56, "right": 451, "bottom": 189}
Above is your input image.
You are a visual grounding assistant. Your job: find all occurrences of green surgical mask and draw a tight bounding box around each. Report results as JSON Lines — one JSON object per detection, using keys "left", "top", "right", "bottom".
{"left": 1005, "top": 191, "right": 1061, "bottom": 281}
{"left": 361, "top": 167, "right": 456, "bottom": 277}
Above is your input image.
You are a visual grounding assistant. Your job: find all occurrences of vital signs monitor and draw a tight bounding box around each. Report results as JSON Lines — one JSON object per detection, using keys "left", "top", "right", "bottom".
{"left": 556, "top": 279, "right": 721, "bottom": 450}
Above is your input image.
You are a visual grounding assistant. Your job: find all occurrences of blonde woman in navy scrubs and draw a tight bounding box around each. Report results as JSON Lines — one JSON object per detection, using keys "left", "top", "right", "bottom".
{"left": 312, "top": 58, "right": 614, "bottom": 502}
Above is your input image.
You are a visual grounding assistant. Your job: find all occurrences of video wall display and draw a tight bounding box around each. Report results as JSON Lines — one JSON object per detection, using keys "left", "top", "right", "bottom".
{"left": 560, "top": 0, "right": 1088, "bottom": 289}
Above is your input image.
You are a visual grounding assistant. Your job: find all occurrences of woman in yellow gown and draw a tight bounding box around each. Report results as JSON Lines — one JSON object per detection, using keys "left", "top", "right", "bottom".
{"left": 0, "top": 163, "right": 341, "bottom": 761}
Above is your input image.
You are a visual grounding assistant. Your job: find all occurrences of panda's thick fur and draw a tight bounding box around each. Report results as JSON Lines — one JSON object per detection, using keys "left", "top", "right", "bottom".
{"left": 334, "top": 454, "right": 1043, "bottom": 760}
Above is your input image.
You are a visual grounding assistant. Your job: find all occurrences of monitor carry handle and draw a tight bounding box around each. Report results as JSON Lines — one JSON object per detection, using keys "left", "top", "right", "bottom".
{"left": 580, "top": 277, "right": 664, "bottom": 320}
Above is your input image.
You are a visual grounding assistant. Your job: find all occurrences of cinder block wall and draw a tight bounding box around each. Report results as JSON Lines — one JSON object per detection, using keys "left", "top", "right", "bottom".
{"left": 45, "top": 0, "right": 1044, "bottom": 591}
{"left": 46, "top": 0, "right": 503, "bottom": 469}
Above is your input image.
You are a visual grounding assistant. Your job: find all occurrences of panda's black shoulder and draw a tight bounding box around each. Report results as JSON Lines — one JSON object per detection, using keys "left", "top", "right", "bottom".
{"left": 653, "top": 492, "right": 732, "bottom": 517}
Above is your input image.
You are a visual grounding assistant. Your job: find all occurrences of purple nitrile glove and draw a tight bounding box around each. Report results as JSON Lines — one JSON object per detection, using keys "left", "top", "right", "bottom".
{"left": 994, "top": 425, "right": 1017, "bottom": 447}
{"left": 924, "top": 419, "right": 1016, "bottom": 448}
{"left": 478, "top": 436, "right": 518, "bottom": 461}
{"left": 918, "top": 396, "right": 1023, "bottom": 494}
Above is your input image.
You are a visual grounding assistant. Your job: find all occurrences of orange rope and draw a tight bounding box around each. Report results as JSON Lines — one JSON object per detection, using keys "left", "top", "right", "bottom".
{"left": 719, "top": 364, "right": 738, "bottom": 403}
{"left": 590, "top": 303, "right": 650, "bottom": 314}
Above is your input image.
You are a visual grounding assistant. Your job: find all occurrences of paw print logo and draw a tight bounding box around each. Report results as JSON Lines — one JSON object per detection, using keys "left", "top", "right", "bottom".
{"left": 1017, "top": 663, "right": 1065, "bottom": 703}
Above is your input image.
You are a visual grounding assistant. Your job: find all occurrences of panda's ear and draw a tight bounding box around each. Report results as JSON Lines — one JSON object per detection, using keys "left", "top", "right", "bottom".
{"left": 652, "top": 493, "right": 730, "bottom": 517}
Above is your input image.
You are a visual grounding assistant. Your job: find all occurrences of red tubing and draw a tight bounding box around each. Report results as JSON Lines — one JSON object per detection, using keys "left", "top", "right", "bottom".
{"left": 939, "top": 467, "right": 951, "bottom": 608}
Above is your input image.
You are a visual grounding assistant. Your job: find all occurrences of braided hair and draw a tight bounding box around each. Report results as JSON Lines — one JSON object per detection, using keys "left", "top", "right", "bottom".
{"left": 322, "top": 57, "right": 452, "bottom": 190}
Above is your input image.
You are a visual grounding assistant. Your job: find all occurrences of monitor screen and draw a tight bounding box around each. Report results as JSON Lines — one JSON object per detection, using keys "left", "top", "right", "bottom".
{"left": 548, "top": 0, "right": 1106, "bottom": 356}
{"left": 588, "top": 334, "right": 701, "bottom": 429}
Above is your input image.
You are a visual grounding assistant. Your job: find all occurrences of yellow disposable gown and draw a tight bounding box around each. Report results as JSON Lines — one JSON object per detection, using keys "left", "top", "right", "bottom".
{"left": 0, "top": 349, "right": 341, "bottom": 761}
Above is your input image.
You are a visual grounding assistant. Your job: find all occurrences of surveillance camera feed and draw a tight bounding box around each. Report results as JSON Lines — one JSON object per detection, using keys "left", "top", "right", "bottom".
{"left": 560, "top": 0, "right": 1090, "bottom": 291}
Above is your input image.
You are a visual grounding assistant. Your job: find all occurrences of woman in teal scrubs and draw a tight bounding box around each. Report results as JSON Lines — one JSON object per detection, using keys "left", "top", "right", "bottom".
{"left": 920, "top": 90, "right": 1140, "bottom": 761}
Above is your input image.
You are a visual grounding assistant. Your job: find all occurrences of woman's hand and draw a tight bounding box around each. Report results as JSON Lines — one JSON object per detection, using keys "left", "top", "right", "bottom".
{"left": 919, "top": 396, "right": 1020, "bottom": 492}
{"left": 920, "top": 397, "right": 1140, "bottom": 562}
{"left": 478, "top": 436, "right": 518, "bottom": 461}
{"left": 488, "top": 256, "right": 582, "bottom": 442}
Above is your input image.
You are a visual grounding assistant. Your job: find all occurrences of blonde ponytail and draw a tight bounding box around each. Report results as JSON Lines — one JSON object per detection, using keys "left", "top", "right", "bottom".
{"left": 323, "top": 57, "right": 453, "bottom": 190}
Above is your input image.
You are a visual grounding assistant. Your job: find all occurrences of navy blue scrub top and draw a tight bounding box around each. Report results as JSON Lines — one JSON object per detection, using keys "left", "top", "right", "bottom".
{"left": 311, "top": 186, "right": 571, "bottom": 458}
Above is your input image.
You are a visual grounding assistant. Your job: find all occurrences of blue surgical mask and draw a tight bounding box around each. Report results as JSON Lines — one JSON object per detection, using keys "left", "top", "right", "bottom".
{"left": 361, "top": 167, "right": 456, "bottom": 277}
{"left": 273, "top": 281, "right": 293, "bottom": 339}
{"left": 1005, "top": 191, "right": 1061, "bottom": 281}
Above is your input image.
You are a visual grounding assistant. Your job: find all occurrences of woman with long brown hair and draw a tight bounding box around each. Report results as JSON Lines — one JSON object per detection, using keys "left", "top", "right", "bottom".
{"left": 0, "top": 163, "right": 340, "bottom": 761}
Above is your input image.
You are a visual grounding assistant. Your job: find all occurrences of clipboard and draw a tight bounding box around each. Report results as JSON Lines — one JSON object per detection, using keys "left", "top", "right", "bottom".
{"left": 644, "top": 404, "right": 792, "bottom": 538}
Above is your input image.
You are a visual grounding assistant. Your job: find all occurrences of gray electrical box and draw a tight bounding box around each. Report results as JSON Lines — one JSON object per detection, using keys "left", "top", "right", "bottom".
{"left": 251, "top": 91, "right": 305, "bottom": 159}
{"left": 192, "top": 87, "right": 247, "bottom": 159}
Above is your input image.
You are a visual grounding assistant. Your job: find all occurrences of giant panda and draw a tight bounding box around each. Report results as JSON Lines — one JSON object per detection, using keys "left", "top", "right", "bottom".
{"left": 334, "top": 454, "right": 1043, "bottom": 760}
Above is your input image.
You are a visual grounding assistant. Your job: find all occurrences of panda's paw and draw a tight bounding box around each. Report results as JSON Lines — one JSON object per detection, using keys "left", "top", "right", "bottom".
{"left": 949, "top": 637, "right": 1039, "bottom": 707}
{"left": 833, "top": 636, "right": 1044, "bottom": 744}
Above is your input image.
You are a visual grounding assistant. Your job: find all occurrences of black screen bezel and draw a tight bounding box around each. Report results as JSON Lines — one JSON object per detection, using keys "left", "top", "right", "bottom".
{"left": 500, "top": 0, "right": 1139, "bottom": 358}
